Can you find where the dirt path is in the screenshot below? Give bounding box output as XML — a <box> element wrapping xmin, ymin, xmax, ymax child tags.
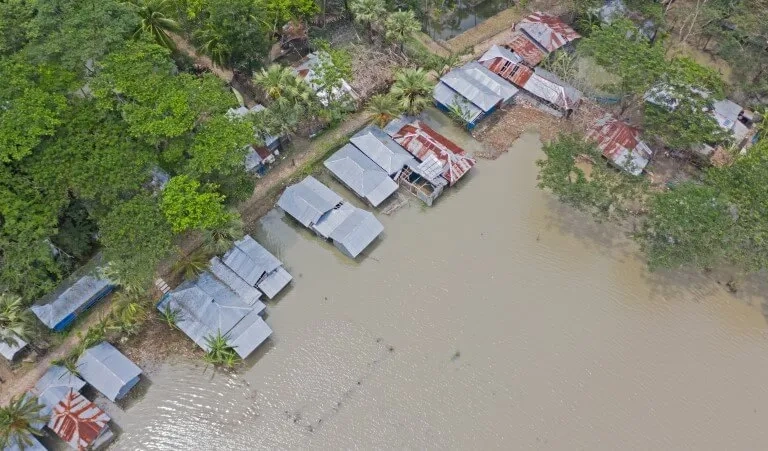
<box><xmin>170</xmin><ymin>33</ymin><xmax>234</xmax><ymax>83</ymax></box>
<box><xmin>239</xmin><ymin>111</ymin><xmax>372</xmax><ymax>229</ymax></box>
<box><xmin>0</xmin><ymin>300</ymin><xmax>114</xmax><ymax>404</ymax></box>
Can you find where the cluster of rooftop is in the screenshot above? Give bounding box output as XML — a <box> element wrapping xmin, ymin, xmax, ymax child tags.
<box><xmin>158</xmin><ymin>235</ymin><xmax>291</xmax><ymax>358</ymax></box>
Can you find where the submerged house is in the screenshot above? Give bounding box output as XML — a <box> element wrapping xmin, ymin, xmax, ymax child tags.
<box><xmin>76</xmin><ymin>342</ymin><xmax>142</xmax><ymax>402</ymax></box>
<box><xmin>434</xmin><ymin>62</ymin><xmax>519</xmax><ymax>129</ymax></box>
<box><xmin>386</xmin><ymin>119</ymin><xmax>476</xmax><ymax>186</ymax></box>
<box><xmin>587</xmin><ymin>113</ymin><xmax>653</xmax><ymax>175</ymax></box>
<box><xmin>324</xmin><ymin>143</ymin><xmax>400</xmax><ymax>207</ymax></box>
<box><xmin>480</xmin><ymin>45</ymin><xmax>582</xmax><ymax>116</ymax></box>
<box><xmin>217</xmin><ymin>235</ymin><xmax>293</xmax><ymax>299</ymax></box>
<box><xmin>514</xmin><ymin>12</ymin><xmax>581</xmax><ymax>55</ymax></box>
<box><xmin>227</xmin><ymin>105</ymin><xmax>284</xmax><ymax>175</ymax></box>
<box><xmin>277</xmin><ymin>176</ymin><xmax>384</xmax><ymax>258</ymax></box>
<box><xmin>31</xmin><ymin>275</ymin><xmax>114</xmax><ymax>332</ymax></box>
<box><xmin>157</xmin><ymin>271</ymin><xmax>272</xmax><ymax>359</ymax></box>
<box><xmin>351</xmin><ymin>126</ymin><xmax>451</xmax><ymax>206</ymax></box>
<box><xmin>49</xmin><ymin>389</ymin><xmax>113</xmax><ymax>450</ymax></box>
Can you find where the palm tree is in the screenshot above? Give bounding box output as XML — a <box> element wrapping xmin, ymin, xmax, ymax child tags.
<box><xmin>367</xmin><ymin>93</ymin><xmax>402</xmax><ymax>126</ymax></box>
<box><xmin>195</xmin><ymin>27</ymin><xmax>230</xmax><ymax>67</ymax></box>
<box><xmin>385</xmin><ymin>10</ymin><xmax>421</xmax><ymax>53</ymax></box>
<box><xmin>349</xmin><ymin>0</ymin><xmax>386</xmax><ymax>37</ymax></box>
<box><xmin>253</xmin><ymin>64</ymin><xmax>301</xmax><ymax>101</ymax></box>
<box><xmin>0</xmin><ymin>294</ymin><xmax>35</xmax><ymax>348</ymax></box>
<box><xmin>0</xmin><ymin>395</ymin><xmax>48</xmax><ymax>450</ymax></box>
<box><xmin>171</xmin><ymin>249</ymin><xmax>210</xmax><ymax>281</ymax></box>
<box><xmin>203</xmin><ymin>215</ymin><xmax>244</xmax><ymax>254</ymax></box>
<box><xmin>129</xmin><ymin>0</ymin><xmax>180</xmax><ymax>49</ymax></box>
<box><xmin>390</xmin><ymin>68</ymin><xmax>433</xmax><ymax>115</ymax></box>
<box><xmin>203</xmin><ymin>332</ymin><xmax>240</xmax><ymax>368</ymax></box>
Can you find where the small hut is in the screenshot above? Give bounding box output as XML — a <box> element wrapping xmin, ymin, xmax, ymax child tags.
<box><xmin>31</xmin><ymin>275</ymin><xmax>113</xmax><ymax>332</ymax></box>
<box><xmin>76</xmin><ymin>342</ymin><xmax>142</xmax><ymax>402</ymax></box>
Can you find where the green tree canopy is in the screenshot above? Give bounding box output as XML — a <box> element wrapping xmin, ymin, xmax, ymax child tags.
<box><xmin>0</xmin><ymin>394</ymin><xmax>48</xmax><ymax>450</ymax></box>
<box><xmin>160</xmin><ymin>175</ymin><xmax>235</xmax><ymax>233</ymax></box>
<box><xmin>385</xmin><ymin>10</ymin><xmax>421</xmax><ymax>52</ymax></box>
<box><xmin>390</xmin><ymin>68</ymin><xmax>432</xmax><ymax>115</ymax></box>
<box><xmin>185</xmin><ymin>115</ymin><xmax>253</xmax><ymax>177</ymax></box>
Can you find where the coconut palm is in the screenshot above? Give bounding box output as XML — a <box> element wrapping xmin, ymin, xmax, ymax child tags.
<box><xmin>0</xmin><ymin>294</ymin><xmax>35</xmax><ymax>348</ymax></box>
<box><xmin>253</xmin><ymin>64</ymin><xmax>301</xmax><ymax>100</ymax></box>
<box><xmin>203</xmin><ymin>332</ymin><xmax>240</xmax><ymax>367</ymax></box>
<box><xmin>349</xmin><ymin>0</ymin><xmax>386</xmax><ymax>37</ymax></box>
<box><xmin>171</xmin><ymin>249</ymin><xmax>210</xmax><ymax>281</ymax></box>
<box><xmin>130</xmin><ymin>0</ymin><xmax>180</xmax><ymax>49</ymax></box>
<box><xmin>203</xmin><ymin>215</ymin><xmax>244</xmax><ymax>254</ymax></box>
<box><xmin>0</xmin><ymin>394</ymin><xmax>48</xmax><ymax>450</ymax></box>
<box><xmin>367</xmin><ymin>93</ymin><xmax>402</xmax><ymax>127</ymax></box>
<box><xmin>385</xmin><ymin>10</ymin><xmax>421</xmax><ymax>53</ymax></box>
<box><xmin>195</xmin><ymin>27</ymin><xmax>230</xmax><ymax>67</ymax></box>
<box><xmin>390</xmin><ymin>68</ymin><xmax>433</xmax><ymax>115</ymax></box>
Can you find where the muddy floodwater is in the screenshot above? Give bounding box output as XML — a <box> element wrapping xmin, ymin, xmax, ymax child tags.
<box><xmin>106</xmin><ymin>114</ymin><xmax>768</xmax><ymax>449</ymax></box>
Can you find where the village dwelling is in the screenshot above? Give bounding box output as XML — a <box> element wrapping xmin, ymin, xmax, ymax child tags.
<box><xmin>386</xmin><ymin>118</ymin><xmax>476</xmax><ymax>186</ymax></box>
<box><xmin>30</xmin><ymin>366</ymin><xmax>115</xmax><ymax>450</ymax></box>
<box><xmin>504</xmin><ymin>32</ymin><xmax>546</xmax><ymax>67</ymax></box>
<box><xmin>324</xmin><ymin>143</ymin><xmax>400</xmax><ymax>207</ymax></box>
<box><xmin>31</xmin><ymin>274</ymin><xmax>114</xmax><ymax>332</ymax></box>
<box><xmin>76</xmin><ymin>342</ymin><xmax>143</xmax><ymax>402</ymax></box>
<box><xmin>157</xmin><ymin>271</ymin><xmax>272</xmax><ymax>359</ymax></box>
<box><xmin>514</xmin><ymin>12</ymin><xmax>581</xmax><ymax>55</ymax></box>
<box><xmin>0</xmin><ymin>332</ymin><xmax>27</xmax><ymax>362</ymax></box>
<box><xmin>277</xmin><ymin>176</ymin><xmax>383</xmax><ymax>258</ymax></box>
<box><xmin>48</xmin><ymin>389</ymin><xmax>113</xmax><ymax>450</ymax></box>
<box><xmin>227</xmin><ymin>105</ymin><xmax>284</xmax><ymax>175</ymax></box>
<box><xmin>292</xmin><ymin>51</ymin><xmax>356</xmax><ymax>106</ymax></box>
<box><xmin>218</xmin><ymin>235</ymin><xmax>293</xmax><ymax>299</ymax></box>
<box><xmin>480</xmin><ymin>45</ymin><xmax>582</xmax><ymax>117</ymax></box>
<box><xmin>587</xmin><ymin>113</ymin><xmax>653</xmax><ymax>176</ymax></box>
<box><xmin>434</xmin><ymin>61</ymin><xmax>519</xmax><ymax>129</ymax></box>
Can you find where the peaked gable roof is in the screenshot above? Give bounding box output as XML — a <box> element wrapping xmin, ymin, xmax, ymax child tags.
<box><xmin>517</xmin><ymin>12</ymin><xmax>581</xmax><ymax>53</ymax></box>
<box><xmin>350</xmin><ymin>126</ymin><xmax>415</xmax><ymax>175</ymax></box>
<box><xmin>324</xmin><ymin>144</ymin><xmax>399</xmax><ymax>206</ymax></box>
<box><xmin>76</xmin><ymin>342</ymin><xmax>142</xmax><ymax>402</ymax></box>
<box><xmin>277</xmin><ymin>176</ymin><xmax>342</xmax><ymax>227</ymax></box>
<box><xmin>587</xmin><ymin>113</ymin><xmax>652</xmax><ymax>175</ymax></box>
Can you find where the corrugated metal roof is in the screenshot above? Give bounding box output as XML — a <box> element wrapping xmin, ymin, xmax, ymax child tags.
<box><xmin>712</xmin><ymin>99</ymin><xmax>744</xmax><ymax>135</ymax></box>
<box><xmin>433</xmin><ymin>82</ymin><xmax>484</xmax><ymax>123</ymax></box>
<box><xmin>350</xmin><ymin>126</ymin><xmax>416</xmax><ymax>175</ymax></box>
<box><xmin>517</xmin><ymin>12</ymin><xmax>580</xmax><ymax>53</ymax></box>
<box><xmin>505</xmin><ymin>34</ymin><xmax>545</xmax><ymax>66</ymax></box>
<box><xmin>157</xmin><ymin>271</ymin><xmax>269</xmax><ymax>359</ymax></box>
<box><xmin>31</xmin><ymin>276</ymin><xmax>113</xmax><ymax>330</ymax></box>
<box><xmin>460</xmin><ymin>62</ymin><xmax>519</xmax><ymax>102</ymax></box>
<box><xmin>329</xmin><ymin>208</ymin><xmax>384</xmax><ymax>258</ymax></box>
<box><xmin>257</xmin><ymin>266</ymin><xmax>293</xmax><ymax>299</ymax></box>
<box><xmin>227</xmin><ymin>313</ymin><xmax>272</xmax><ymax>358</ymax></box>
<box><xmin>586</xmin><ymin>113</ymin><xmax>652</xmax><ymax>175</ymax></box>
<box><xmin>49</xmin><ymin>389</ymin><xmax>111</xmax><ymax>450</ymax></box>
<box><xmin>440</xmin><ymin>66</ymin><xmax>505</xmax><ymax>112</ymax></box>
<box><xmin>483</xmin><ymin>55</ymin><xmax>534</xmax><ymax>88</ymax></box>
<box><xmin>391</xmin><ymin>120</ymin><xmax>476</xmax><ymax>185</ymax></box>
<box><xmin>0</xmin><ymin>332</ymin><xmax>27</xmax><ymax>361</ymax></box>
<box><xmin>324</xmin><ymin>144</ymin><xmax>399</xmax><ymax>207</ymax></box>
<box><xmin>76</xmin><ymin>342</ymin><xmax>142</xmax><ymax>402</ymax></box>
<box><xmin>277</xmin><ymin>176</ymin><xmax>342</xmax><ymax>227</ymax></box>
<box><xmin>478</xmin><ymin>44</ymin><xmax>523</xmax><ymax>65</ymax></box>
<box><xmin>32</xmin><ymin>366</ymin><xmax>87</xmax><ymax>417</ymax></box>
<box><xmin>220</xmin><ymin>235</ymin><xmax>291</xmax><ymax>299</ymax></box>
<box><xmin>312</xmin><ymin>201</ymin><xmax>356</xmax><ymax>239</ymax></box>
<box><xmin>208</xmin><ymin>257</ymin><xmax>263</xmax><ymax>305</ymax></box>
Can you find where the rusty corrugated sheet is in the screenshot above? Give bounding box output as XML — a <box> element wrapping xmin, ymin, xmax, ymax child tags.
<box><xmin>391</xmin><ymin>120</ymin><xmax>476</xmax><ymax>185</ymax></box>
<box><xmin>586</xmin><ymin>113</ymin><xmax>652</xmax><ymax>175</ymax></box>
<box><xmin>505</xmin><ymin>33</ymin><xmax>545</xmax><ymax>67</ymax></box>
<box><xmin>50</xmin><ymin>389</ymin><xmax>110</xmax><ymax>450</ymax></box>
<box><xmin>517</xmin><ymin>12</ymin><xmax>581</xmax><ymax>53</ymax></box>
<box><xmin>484</xmin><ymin>58</ymin><xmax>534</xmax><ymax>88</ymax></box>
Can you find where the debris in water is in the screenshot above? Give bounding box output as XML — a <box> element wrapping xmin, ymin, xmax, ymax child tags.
<box><xmin>451</xmin><ymin>350</ymin><xmax>461</xmax><ymax>361</ymax></box>
<box><xmin>387</xmin><ymin>345</ymin><xmax>395</xmax><ymax>352</ymax></box>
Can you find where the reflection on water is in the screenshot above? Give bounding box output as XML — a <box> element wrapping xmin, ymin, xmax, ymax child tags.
<box><xmin>423</xmin><ymin>0</ymin><xmax>515</xmax><ymax>40</ymax></box>
<box><xmin>109</xmin><ymin>110</ymin><xmax>768</xmax><ymax>450</ymax></box>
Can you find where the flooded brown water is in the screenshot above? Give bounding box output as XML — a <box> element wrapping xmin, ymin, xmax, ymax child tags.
<box><xmin>106</xmin><ymin>113</ymin><xmax>768</xmax><ymax>450</ymax></box>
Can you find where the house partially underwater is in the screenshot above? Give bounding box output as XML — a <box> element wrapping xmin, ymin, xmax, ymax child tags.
<box><xmin>433</xmin><ymin>61</ymin><xmax>519</xmax><ymax>128</ymax></box>
<box><xmin>277</xmin><ymin>176</ymin><xmax>384</xmax><ymax>258</ymax></box>
<box><xmin>157</xmin><ymin>270</ymin><xmax>272</xmax><ymax>359</ymax></box>
<box><xmin>215</xmin><ymin>235</ymin><xmax>293</xmax><ymax>299</ymax></box>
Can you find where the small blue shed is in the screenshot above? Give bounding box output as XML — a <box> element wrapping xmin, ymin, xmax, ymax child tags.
<box><xmin>31</xmin><ymin>275</ymin><xmax>113</xmax><ymax>332</ymax></box>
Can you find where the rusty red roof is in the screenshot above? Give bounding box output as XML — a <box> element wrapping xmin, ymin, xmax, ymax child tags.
<box><xmin>505</xmin><ymin>33</ymin><xmax>546</xmax><ymax>66</ymax></box>
<box><xmin>586</xmin><ymin>113</ymin><xmax>652</xmax><ymax>175</ymax></box>
<box><xmin>50</xmin><ymin>389</ymin><xmax>110</xmax><ymax>450</ymax></box>
<box><xmin>484</xmin><ymin>57</ymin><xmax>534</xmax><ymax>87</ymax></box>
<box><xmin>391</xmin><ymin>120</ymin><xmax>475</xmax><ymax>185</ymax></box>
<box><xmin>517</xmin><ymin>12</ymin><xmax>581</xmax><ymax>53</ymax></box>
